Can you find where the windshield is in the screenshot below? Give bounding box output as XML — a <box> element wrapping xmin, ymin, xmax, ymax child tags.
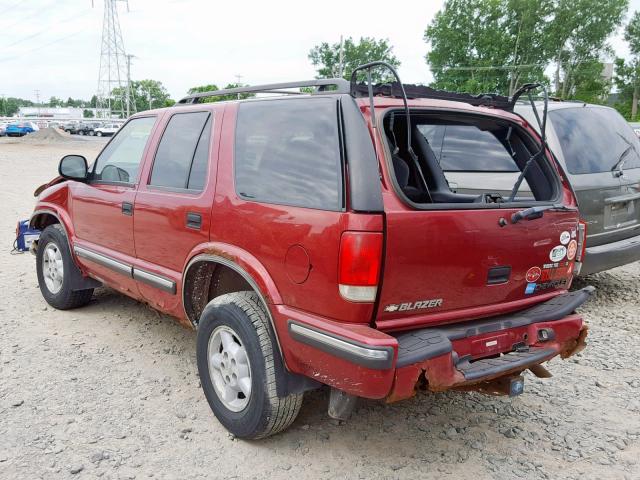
<box><xmin>550</xmin><ymin>107</ymin><xmax>640</xmax><ymax>175</ymax></box>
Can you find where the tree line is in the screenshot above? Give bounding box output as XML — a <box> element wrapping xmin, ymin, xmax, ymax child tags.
<box><xmin>304</xmin><ymin>1</ymin><xmax>640</xmax><ymax>120</ymax></box>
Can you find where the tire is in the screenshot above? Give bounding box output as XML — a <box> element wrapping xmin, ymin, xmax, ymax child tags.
<box><xmin>36</xmin><ymin>224</ymin><xmax>93</xmax><ymax>310</ymax></box>
<box><xmin>96</xmin><ymin>131</ymin><xmax>102</xmax><ymax>137</ymax></box>
<box><xmin>89</xmin><ymin>131</ymin><xmax>95</xmax><ymax>136</ymax></box>
<box><xmin>196</xmin><ymin>291</ymin><xmax>303</xmax><ymax>439</ymax></box>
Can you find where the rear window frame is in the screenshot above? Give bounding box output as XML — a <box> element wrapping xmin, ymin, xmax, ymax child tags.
<box><xmin>232</xmin><ymin>96</ymin><xmax>346</xmax><ymax>212</ymax></box>
<box><xmin>380</xmin><ymin>107</ymin><xmax>563</xmax><ymax>211</ymax></box>
<box><xmin>146</xmin><ymin>110</ymin><xmax>214</xmax><ymax>195</ymax></box>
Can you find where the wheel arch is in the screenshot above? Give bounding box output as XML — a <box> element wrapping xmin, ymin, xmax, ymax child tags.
<box><xmin>30</xmin><ymin>207</ymin><xmax>75</xmax><ymax>240</ymax></box>
<box><xmin>182</xmin><ymin>250</ymin><xmax>319</xmax><ymax>397</ymax></box>
<box><xmin>182</xmin><ymin>252</ymin><xmax>281</xmax><ymax>330</ymax></box>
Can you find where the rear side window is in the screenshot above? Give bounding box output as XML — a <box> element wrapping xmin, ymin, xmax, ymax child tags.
<box><xmin>419</xmin><ymin>124</ymin><xmax>519</xmax><ymax>172</ymax></box>
<box><xmin>234</xmin><ymin>98</ymin><xmax>343</xmax><ymax>211</ymax></box>
<box><xmin>149</xmin><ymin>112</ymin><xmax>212</xmax><ymax>190</ymax></box>
<box><xmin>550</xmin><ymin>107</ymin><xmax>640</xmax><ymax>174</ymax></box>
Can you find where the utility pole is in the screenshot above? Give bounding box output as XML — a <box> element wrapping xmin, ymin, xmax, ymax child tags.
<box><xmin>147</xmin><ymin>88</ymin><xmax>152</xmax><ymax>111</ymax></box>
<box><xmin>95</xmin><ymin>0</ymin><xmax>132</xmax><ymax>118</ymax></box>
<box><xmin>125</xmin><ymin>53</ymin><xmax>136</xmax><ymax>117</ymax></box>
<box><xmin>34</xmin><ymin>89</ymin><xmax>41</xmax><ymax>117</ymax></box>
<box><xmin>338</xmin><ymin>35</ymin><xmax>345</xmax><ymax>79</ymax></box>
<box><xmin>235</xmin><ymin>74</ymin><xmax>243</xmax><ymax>100</ymax></box>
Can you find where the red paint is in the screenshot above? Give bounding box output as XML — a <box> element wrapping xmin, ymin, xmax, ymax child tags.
<box><xmin>31</xmin><ymin>94</ymin><xmax>587</xmax><ymax>399</ymax></box>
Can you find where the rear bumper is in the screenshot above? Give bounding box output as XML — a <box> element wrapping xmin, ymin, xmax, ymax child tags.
<box><xmin>581</xmin><ymin>233</ymin><xmax>640</xmax><ymax>275</ymax></box>
<box><xmin>276</xmin><ymin>287</ymin><xmax>594</xmax><ymax>400</ymax></box>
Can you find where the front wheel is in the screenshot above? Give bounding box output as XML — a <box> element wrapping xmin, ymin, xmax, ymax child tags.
<box><xmin>196</xmin><ymin>291</ymin><xmax>303</xmax><ymax>439</ymax></box>
<box><xmin>36</xmin><ymin>224</ymin><xmax>93</xmax><ymax>310</ymax></box>
<box><xmin>96</xmin><ymin>131</ymin><xmax>103</xmax><ymax>137</ymax></box>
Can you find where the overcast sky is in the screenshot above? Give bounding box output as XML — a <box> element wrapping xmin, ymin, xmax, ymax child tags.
<box><xmin>1</xmin><ymin>0</ymin><xmax>639</xmax><ymax>102</ymax></box>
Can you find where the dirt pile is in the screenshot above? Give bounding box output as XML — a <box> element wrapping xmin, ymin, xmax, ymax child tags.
<box><xmin>20</xmin><ymin>127</ymin><xmax>77</xmax><ymax>144</ymax></box>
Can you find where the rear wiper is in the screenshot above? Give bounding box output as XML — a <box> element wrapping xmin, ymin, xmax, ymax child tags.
<box><xmin>611</xmin><ymin>145</ymin><xmax>632</xmax><ymax>178</ymax></box>
<box><xmin>510</xmin><ymin>204</ymin><xmax>577</xmax><ymax>224</ymax></box>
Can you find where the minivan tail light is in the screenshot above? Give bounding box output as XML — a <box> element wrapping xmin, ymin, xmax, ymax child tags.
<box><xmin>338</xmin><ymin>231</ymin><xmax>383</xmax><ymax>302</ymax></box>
<box><xmin>576</xmin><ymin>221</ymin><xmax>587</xmax><ymax>262</ymax></box>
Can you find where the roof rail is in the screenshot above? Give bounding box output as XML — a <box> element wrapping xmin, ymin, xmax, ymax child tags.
<box><xmin>177</xmin><ymin>78</ymin><xmax>350</xmax><ymax>104</ymax></box>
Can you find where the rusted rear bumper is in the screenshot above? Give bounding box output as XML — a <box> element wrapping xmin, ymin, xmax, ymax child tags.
<box><xmin>386</xmin><ymin>315</ymin><xmax>587</xmax><ymax>402</ymax></box>
<box><xmin>277</xmin><ymin>287</ymin><xmax>592</xmax><ymax>401</ymax></box>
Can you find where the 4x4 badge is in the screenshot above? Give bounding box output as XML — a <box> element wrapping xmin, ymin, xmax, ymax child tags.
<box><xmin>384</xmin><ymin>298</ymin><xmax>443</xmax><ymax>313</ymax></box>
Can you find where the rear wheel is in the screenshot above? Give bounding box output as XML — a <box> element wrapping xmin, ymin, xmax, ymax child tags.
<box><xmin>36</xmin><ymin>224</ymin><xmax>93</xmax><ymax>310</ymax></box>
<box><xmin>196</xmin><ymin>291</ymin><xmax>303</xmax><ymax>439</ymax></box>
<box><xmin>96</xmin><ymin>131</ymin><xmax>103</xmax><ymax>137</ymax></box>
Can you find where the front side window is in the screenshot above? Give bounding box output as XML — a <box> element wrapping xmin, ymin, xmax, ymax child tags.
<box><xmin>234</xmin><ymin>98</ymin><xmax>343</xmax><ymax>211</ymax></box>
<box><xmin>550</xmin><ymin>107</ymin><xmax>640</xmax><ymax>175</ymax></box>
<box><xmin>149</xmin><ymin>112</ymin><xmax>212</xmax><ymax>190</ymax></box>
<box><xmin>92</xmin><ymin>116</ymin><xmax>156</xmax><ymax>184</ymax></box>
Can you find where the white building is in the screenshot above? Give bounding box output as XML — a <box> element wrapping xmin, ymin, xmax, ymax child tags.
<box><xmin>17</xmin><ymin>107</ymin><xmax>111</xmax><ymax>119</ymax></box>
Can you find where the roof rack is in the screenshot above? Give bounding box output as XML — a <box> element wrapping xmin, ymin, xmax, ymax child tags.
<box><xmin>177</xmin><ymin>78</ymin><xmax>350</xmax><ymax>104</ymax></box>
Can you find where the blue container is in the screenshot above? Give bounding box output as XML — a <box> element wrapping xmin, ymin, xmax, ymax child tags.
<box><xmin>15</xmin><ymin>220</ymin><xmax>41</xmax><ymax>252</ymax></box>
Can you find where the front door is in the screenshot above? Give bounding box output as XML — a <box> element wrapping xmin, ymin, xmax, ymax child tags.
<box><xmin>72</xmin><ymin>115</ymin><xmax>158</xmax><ymax>292</ymax></box>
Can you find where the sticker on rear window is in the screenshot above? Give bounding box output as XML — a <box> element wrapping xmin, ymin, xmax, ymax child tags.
<box><xmin>549</xmin><ymin>245</ymin><xmax>567</xmax><ymax>262</ymax></box>
<box><xmin>560</xmin><ymin>231</ymin><xmax>570</xmax><ymax>245</ymax></box>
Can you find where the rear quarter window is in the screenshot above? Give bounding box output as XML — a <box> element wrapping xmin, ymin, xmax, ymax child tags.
<box><xmin>234</xmin><ymin>98</ymin><xmax>343</xmax><ymax>211</ymax></box>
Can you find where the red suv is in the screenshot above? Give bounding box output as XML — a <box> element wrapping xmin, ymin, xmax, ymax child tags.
<box><xmin>30</xmin><ymin>64</ymin><xmax>592</xmax><ymax>439</ymax></box>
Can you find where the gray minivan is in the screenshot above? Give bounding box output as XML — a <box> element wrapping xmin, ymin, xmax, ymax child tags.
<box><xmin>420</xmin><ymin>101</ymin><xmax>640</xmax><ymax>276</ymax></box>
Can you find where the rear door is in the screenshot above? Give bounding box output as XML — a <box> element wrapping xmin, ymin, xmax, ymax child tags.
<box><xmin>133</xmin><ymin>108</ymin><xmax>218</xmax><ymax>312</ymax></box>
<box><xmin>376</xmin><ymin>110</ymin><xmax>579</xmax><ymax>331</ymax></box>
<box><xmin>548</xmin><ymin>106</ymin><xmax>640</xmax><ymax>247</ymax></box>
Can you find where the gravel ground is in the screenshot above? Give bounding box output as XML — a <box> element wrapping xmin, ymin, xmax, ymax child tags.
<box><xmin>1</xmin><ymin>138</ymin><xmax>639</xmax><ymax>480</ymax></box>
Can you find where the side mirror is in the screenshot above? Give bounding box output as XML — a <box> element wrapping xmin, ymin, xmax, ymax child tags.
<box><xmin>58</xmin><ymin>155</ymin><xmax>88</xmax><ymax>181</ymax></box>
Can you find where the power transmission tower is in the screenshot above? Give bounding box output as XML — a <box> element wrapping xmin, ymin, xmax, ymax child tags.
<box><xmin>95</xmin><ymin>0</ymin><xmax>131</xmax><ymax>118</ymax></box>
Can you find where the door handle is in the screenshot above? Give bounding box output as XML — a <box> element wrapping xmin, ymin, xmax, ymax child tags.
<box><xmin>122</xmin><ymin>202</ymin><xmax>133</xmax><ymax>216</ymax></box>
<box><xmin>186</xmin><ymin>212</ymin><xmax>202</xmax><ymax>229</ymax></box>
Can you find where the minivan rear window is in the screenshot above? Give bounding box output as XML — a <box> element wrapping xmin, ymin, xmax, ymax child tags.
<box><xmin>234</xmin><ymin>98</ymin><xmax>343</xmax><ymax>211</ymax></box>
<box><xmin>550</xmin><ymin>107</ymin><xmax>640</xmax><ymax>175</ymax></box>
<box><xmin>418</xmin><ymin>124</ymin><xmax>520</xmax><ymax>172</ymax></box>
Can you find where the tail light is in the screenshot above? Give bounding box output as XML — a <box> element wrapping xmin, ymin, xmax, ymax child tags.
<box><xmin>576</xmin><ymin>220</ymin><xmax>587</xmax><ymax>262</ymax></box>
<box><xmin>572</xmin><ymin>220</ymin><xmax>587</xmax><ymax>276</ymax></box>
<box><xmin>338</xmin><ymin>231</ymin><xmax>383</xmax><ymax>302</ymax></box>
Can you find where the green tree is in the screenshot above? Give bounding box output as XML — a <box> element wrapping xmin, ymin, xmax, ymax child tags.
<box><xmin>49</xmin><ymin>96</ymin><xmax>63</xmax><ymax>107</ymax></box>
<box><xmin>425</xmin><ymin>0</ymin><xmax>554</xmax><ymax>95</ymax></box>
<box><xmin>186</xmin><ymin>83</ymin><xmax>254</xmax><ymax>102</ymax></box>
<box><xmin>83</xmin><ymin>109</ymin><xmax>95</xmax><ymax>118</ymax></box>
<box><xmin>2</xmin><ymin>97</ymin><xmax>33</xmax><ymax>116</ymax></box>
<box><xmin>308</xmin><ymin>36</ymin><xmax>400</xmax><ymax>82</ymax></box>
<box><xmin>112</xmin><ymin>79</ymin><xmax>174</xmax><ymax>115</ymax></box>
<box><xmin>549</xmin><ymin>0</ymin><xmax>627</xmax><ymax>99</ymax></box>
<box><xmin>615</xmin><ymin>11</ymin><xmax>640</xmax><ymax>119</ymax></box>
